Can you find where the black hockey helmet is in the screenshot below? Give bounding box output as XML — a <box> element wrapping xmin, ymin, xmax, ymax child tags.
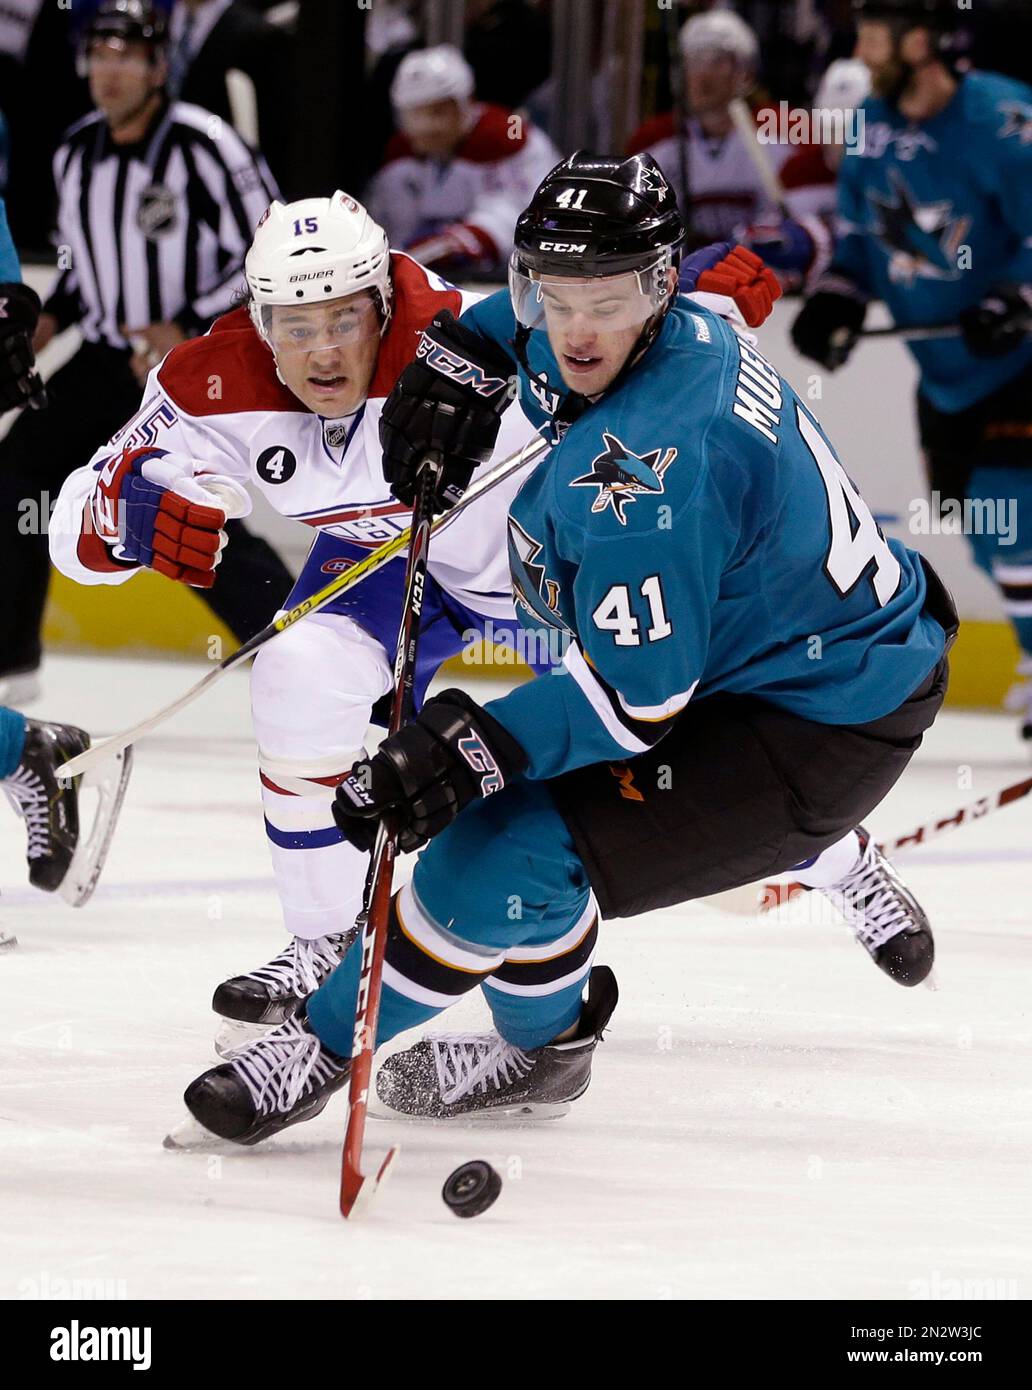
<box><xmin>513</xmin><ymin>152</ymin><xmax>685</xmax><ymax>280</ymax></box>
<box><xmin>80</xmin><ymin>0</ymin><xmax>167</xmax><ymax>58</ymax></box>
<box><xmin>850</xmin><ymin>0</ymin><xmax>977</xmax><ymax>67</ymax></box>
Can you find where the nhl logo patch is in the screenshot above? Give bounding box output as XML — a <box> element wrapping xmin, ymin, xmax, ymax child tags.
<box><xmin>324</xmin><ymin>420</ymin><xmax>351</xmax><ymax>449</ymax></box>
<box><xmin>136</xmin><ymin>184</ymin><xmax>178</xmax><ymax>240</ymax></box>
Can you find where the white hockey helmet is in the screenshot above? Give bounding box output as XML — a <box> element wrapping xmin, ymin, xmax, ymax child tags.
<box><xmin>814</xmin><ymin>57</ymin><xmax>871</xmax><ymax>113</ymax></box>
<box><xmin>390</xmin><ymin>44</ymin><xmax>475</xmax><ymax>110</ymax></box>
<box><xmin>245</xmin><ymin>192</ymin><xmax>392</xmax><ymax>349</ymax></box>
<box><xmin>679</xmin><ymin>10</ymin><xmax>760</xmax><ymax>71</ymax></box>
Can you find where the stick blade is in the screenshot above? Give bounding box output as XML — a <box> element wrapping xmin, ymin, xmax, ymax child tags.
<box><xmin>340</xmin><ymin>1145</ymin><xmax>400</xmax><ymax>1220</ymax></box>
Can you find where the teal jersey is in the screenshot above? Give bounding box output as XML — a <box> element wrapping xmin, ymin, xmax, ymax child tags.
<box><xmin>462</xmin><ymin>292</ymin><xmax>945</xmax><ymax>781</ymax></box>
<box><xmin>833</xmin><ymin>71</ymin><xmax>1032</xmax><ymax>412</ymax></box>
<box><xmin>0</xmin><ymin>110</ymin><xmax>19</xmax><ymax>284</ymax></box>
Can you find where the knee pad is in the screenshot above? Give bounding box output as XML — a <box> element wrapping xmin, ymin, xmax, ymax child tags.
<box><xmin>251</xmin><ymin>612</ymin><xmax>392</xmax><ymax>765</ymax></box>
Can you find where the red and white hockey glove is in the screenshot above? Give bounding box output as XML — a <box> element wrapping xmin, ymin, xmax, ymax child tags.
<box><xmin>91</xmin><ymin>446</ymin><xmax>251</xmax><ymax>588</ymax></box>
<box><xmin>680</xmin><ymin>243</ymin><xmax>783</xmax><ymax>328</ymax></box>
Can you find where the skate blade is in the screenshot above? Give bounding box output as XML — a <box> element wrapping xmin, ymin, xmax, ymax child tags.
<box><xmin>60</xmin><ymin>746</ymin><xmax>134</xmax><ymax>908</ymax></box>
<box><xmin>0</xmin><ymin>930</ymin><xmax>18</xmax><ymax>952</ymax></box>
<box><xmin>923</xmin><ymin>968</ymin><xmax>940</xmax><ymax>992</ymax></box>
<box><xmin>374</xmin><ymin>1100</ymin><xmax>571</xmax><ymax>1124</ymax></box>
<box><xmin>213</xmin><ymin>1017</ymin><xmax>275</xmax><ymax>1059</ymax></box>
<box><xmin>163</xmin><ymin>1113</ymin><xmax>229</xmax><ymax>1151</ymax></box>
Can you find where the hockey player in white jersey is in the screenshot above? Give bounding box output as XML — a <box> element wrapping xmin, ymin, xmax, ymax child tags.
<box><xmin>49</xmin><ymin>191</ymin><xmax>540</xmax><ymax>1046</ymax></box>
<box><xmin>366</xmin><ymin>45</ymin><xmax>561</xmax><ymax>278</ymax></box>
<box><xmin>626</xmin><ymin>10</ymin><xmax>790</xmax><ymax>245</ymax></box>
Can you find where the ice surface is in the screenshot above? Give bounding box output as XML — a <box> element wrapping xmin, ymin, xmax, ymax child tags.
<box><xmin>1</xmin><ymin>655</ymin><xmax>1030</xmax><ymax>1300</ymax></box>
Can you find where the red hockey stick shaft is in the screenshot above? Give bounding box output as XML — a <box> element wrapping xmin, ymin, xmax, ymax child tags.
<box><xmin>340</xmin><ymin>457</ymin><xmax>441</xmax><ymax>1218</ymax></box>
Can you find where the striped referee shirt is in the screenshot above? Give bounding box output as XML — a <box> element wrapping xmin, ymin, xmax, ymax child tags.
<box><xmin>43</xmin><ymin>99</ymin><xmax>278</xmax><ymax>350</ymax></box>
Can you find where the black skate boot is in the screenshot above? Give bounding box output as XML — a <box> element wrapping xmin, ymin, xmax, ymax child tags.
<box><xmin>173</xmin><ymin>1010</ymin><xmax>351</xmax><ymax>1146</ymax></box>
<box><xmin>821</xmin><ymin>828</ymin><xmax>934</xmax><ymax>986</ymax></box>
<box><xmin>2</xmin><ymin>719</ymin><xmax>89</xmax><ymax>892</ymax></box>
<box><xmin>212</xmin><ymin>931</ymin><xmax>354</xmax><ymax>1055</ymax></box>
<box><xmin>376</xmin><ymin>965</ymin><xmax>619</xmax><ymax>1119</ymax></box>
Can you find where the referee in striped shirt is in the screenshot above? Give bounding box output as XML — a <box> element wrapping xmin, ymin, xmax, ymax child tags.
<box><xmin>0</xmin><ymin>0</ymin><xmax>292</xmax><ymax>692</ymax></box>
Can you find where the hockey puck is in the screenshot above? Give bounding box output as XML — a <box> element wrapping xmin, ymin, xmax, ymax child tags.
<box><xmin>442</xmin><ymin>1160</ymin><xmax>502</xmax><ymax>1218</ymax></box>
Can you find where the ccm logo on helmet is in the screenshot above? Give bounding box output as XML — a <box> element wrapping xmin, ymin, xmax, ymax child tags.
<box><xmin>416</xmin><ymin>337</ymin><xmax>509</xmax><ymax>397</ymax></box>
<box><xmin>538</xmin><ymin>241</ymin><xmax>588</xmax><ymax>253</ymax></box>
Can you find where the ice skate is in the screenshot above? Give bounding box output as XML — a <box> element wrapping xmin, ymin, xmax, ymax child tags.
<box><xmin>376</xmin><ymin>965</ymin><xmax>618</xmax><ymax>1119</ymax></box>
<box><xmin>821</xmin><ymin>828</ymin><xmax>934</xmax><ymax>986</ymax></box>
<box><xmin>174</xmin><ymin>1010</ymin><xmax>351</xmax><ymax>1147</ymax></box>
<box><xmin>2</xmin><ymin>718</ymin><xmax>132</xmax><ymax>905</ymax></box>
<box><xmin>212</xmin><ymin>930</ymin><xmax>354</xmax><ymax>1055</ymax></box>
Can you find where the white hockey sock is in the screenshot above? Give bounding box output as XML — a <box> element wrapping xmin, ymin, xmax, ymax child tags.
<box><xmin>791</xmin><ymin>829</ymin><xmax>862</xmax><ymax>889</ymax></box>
<box><xmin>259</xmin><ymin>760</ymin><xmax>369</xmax><ymax>942</ymax></box>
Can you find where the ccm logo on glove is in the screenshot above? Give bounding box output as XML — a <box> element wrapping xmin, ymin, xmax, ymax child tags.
<box><xmin>415</xmin><ymin>335</ymin><xmax>511</xmax><ymax>398</ymax></box>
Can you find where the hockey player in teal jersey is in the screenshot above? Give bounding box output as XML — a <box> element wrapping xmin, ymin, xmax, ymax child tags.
<box><xmin>792</xmin><ymin>0</ymin><xmax>1032</xmax><ymax>736</ymax></box>
<box><xmin>180</xmin><ymin>153</ymin><xmax>958</xmax><ymax>1144</ymax></box>
<box><xmin>0</xmin><ymin>138</ymin><xmax>129</xmax><ymax>932</ymax></box>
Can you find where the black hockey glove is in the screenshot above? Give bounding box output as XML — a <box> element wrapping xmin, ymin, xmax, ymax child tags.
<box><xmin>333</xmin><ymin>689</ymin><xmax>528</xmax><ymax>853</ymax></box>
<box><xmin>379</xmin><ymin>311</ymin><xmax>515</xmax><ymax>512</ymax></box>
<box><xmin>959</xmin><ymin>283</ymin><xmax>1032</xmax><ymax>359</ymax></box>
<box><xmin>0</xmin><ymin>281</ymin><xmax>45</xmax><ymax>412</ymax></box>
<box><xmin>790</xmin><ymin>274</ymin><xmax>868</xmax><ymax>370</ymax></box>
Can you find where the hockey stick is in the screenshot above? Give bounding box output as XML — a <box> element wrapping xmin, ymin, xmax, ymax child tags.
<box><xmin>705</xmin><ymin>773</ymin><xmax>1032</xmax><ymax>916</ymax></box>
<box><xmin>57</xmin><ymin>435</ymin><xmax>549</xmax><ymax>781</ymax></box>
<box><xmin>339</xmin><ymin>455</ymin><xmax>441</xmax><ymax>1219</ymax></box>
<box><xmin>728</xmin><ymin>96</ymin><xmax>790</xmax><ymax>221</ymax></box>
<box><xmin>664</xmin><ymin>4</ymin><xmax>693</xmax><ymax>242</ymax></box>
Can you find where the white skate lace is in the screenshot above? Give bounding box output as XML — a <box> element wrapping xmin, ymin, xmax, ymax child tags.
<box><xmin>244</xmin><ymin>934</ymin><xmax>348</xmax><ymax>999</ymax></box>
<box><xmin>2</xmin><ymin>766</ymin><xmax>51</xmax><ymax>859</ymax></box>
<box><xmin>230</xmin><ymin>1016</ymin><xmax>344</xmax><ymax>1116</ymax></box>
<box><xmin>430</xmin><ymin>1032</ymin><xmax>534</xmax><ymax>1105</ymax></box>
<box><xmin>825</xmin><ymin>842</ymin><xmax>916</xmax><ymax>951</ymax></box>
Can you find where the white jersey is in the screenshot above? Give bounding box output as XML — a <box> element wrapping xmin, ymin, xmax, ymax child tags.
<box><xmin>627</xmin><ymin>110</ymin><xmax>792</xmax><ymax>242</ymax></box>
<box><xmin>366</xmin><ymin>103</ymin><xmax>560</xmax><ymax>271</ymax></box>
<box><xmin>49</xmin><ymin>253</ymin><xmax>535</xmax><ymax>620</ymax></box>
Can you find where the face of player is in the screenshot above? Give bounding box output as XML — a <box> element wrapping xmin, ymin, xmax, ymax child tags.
<box><xmin>266</xmin><ymin>293</ymin><xmax>382</xmax><ymax>416</ymax></box>
<box><xmin>87</xmin><ymin>39</ymin><xmax>165</xmax><ymax>129</ymax></box>
<box><xmin>398</xmin><ymin>98</ymin><xmax>467</xmax><ymax>158</ymax></box>
<box><xmin>539</xmin><ymin>270</ymin><xmax>677</xmax><ymax>397</ymax></box>
<box><xmin>684</xmin><ymin>51</ymin><xmax>741</xmax><ymax>115</ymax></box>
<box><xmin>856</xmin><ymin>20</ymin><xmax>931</xmax><ymax>100</ymax></box>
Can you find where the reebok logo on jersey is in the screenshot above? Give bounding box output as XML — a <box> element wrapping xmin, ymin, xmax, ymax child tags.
<box><xmin>570</xmin><ymin>432</ymin><xmax>677</xmax><ymax>525</ymax></box>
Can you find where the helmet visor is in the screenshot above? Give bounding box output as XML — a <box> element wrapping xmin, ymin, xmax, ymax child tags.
<box><xmin>255</xmin><ymin>294</ymin><xmax>381</xmax><ymax>358</ymax></box>
<box><xmin>509</xmin><ymin>258</ymin><xmax>673</xmax><ymax>335</ymax></box>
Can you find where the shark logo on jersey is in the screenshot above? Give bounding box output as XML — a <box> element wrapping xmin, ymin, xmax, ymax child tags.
<box><xmin>867</xmin><ymin>169</ymin><xmax>971</xmax><ymax>285</ymax></box>
<box><xmin>507</xmin><ymin>517</ymin><xmax>564</xmax><ymax>629</ymax></box>
<box><xmin>570</xmin><ymin>432</ymin><xmax>677</xmax><ymax>525</ymax></box>
<box><xmin>999</xmin><ymin>102</ymin><xmax>1032</xmax><ymax>145</ymax></box>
